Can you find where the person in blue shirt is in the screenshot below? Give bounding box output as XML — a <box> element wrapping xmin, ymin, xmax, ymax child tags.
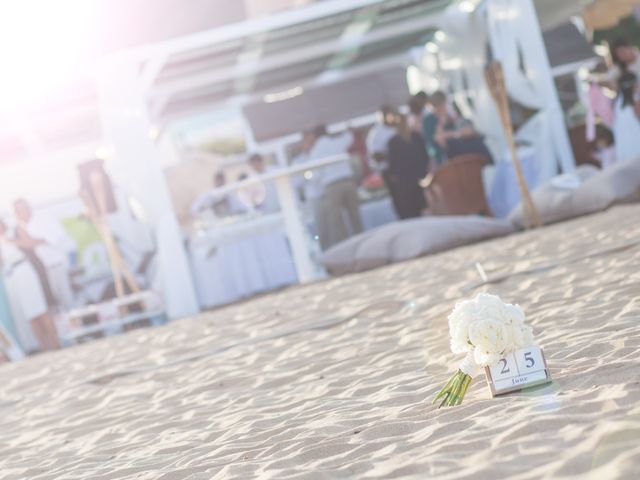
<box><xmin>422</xmin><ymin>91</ymin><xmax>492</xmax><ymax>167</ymax></box>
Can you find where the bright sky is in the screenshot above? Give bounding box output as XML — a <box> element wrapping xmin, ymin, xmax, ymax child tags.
<box><xmin>0</xmin><ymin>0</ymin><xmax>97</xmax><ymax>113</ymax></box>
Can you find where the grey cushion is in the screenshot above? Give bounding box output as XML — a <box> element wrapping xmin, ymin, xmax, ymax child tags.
<box><xmin>508</xmin><ymin>165</ymin><xmax>599</xmax><ymax>228</ymax></box>
<box><xmin>574</xmin><ymin>156</ymin><xmax>640</xmax><ymax>209</ymax></box>
<box><xmin>508</xmin><ymin>157</ymin><xmax>640</xmax><ymax>228</ymax></box>
<box><xmin>322</xmin><ymin>216</ymin><xmax>515</xmax><ymax>276</ymax></box>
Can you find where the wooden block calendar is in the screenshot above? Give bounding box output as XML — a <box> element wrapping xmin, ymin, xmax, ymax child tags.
<box><xmin>484</xmin><ymin>346</ymin><xmax>551</xmax><ymax>396</ymax></box>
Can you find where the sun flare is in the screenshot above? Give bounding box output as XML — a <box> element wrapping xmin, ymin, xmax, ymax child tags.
<box><xmin>0</xmin><ymin>0</ymin><xmax>96</xmax><ymax>112</ymax></box>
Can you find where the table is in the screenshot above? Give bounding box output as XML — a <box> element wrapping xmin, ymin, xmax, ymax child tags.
<box><xmin>487</xmin><ymin>148</ymin><xmax>540</xmax><ymax>218</ymax></box>
<box><xmin>189</xmin><ymin>195</ymin><xmax>398</xmax><ymax>309</ymax></box>
<box><xmin>189</xmin><ymin>214</ymin><xmax>297</xmax><ymax>309</ymax></box>
<box><xmin>207</xmin><ymin>154</ymin><xmax>351</xmax><ymax>283</ymax></box>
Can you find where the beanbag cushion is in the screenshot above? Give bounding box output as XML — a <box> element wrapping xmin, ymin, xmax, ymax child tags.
<box><xmin>508</xmin><ymin>165</ymin><xmax>599</xmax><ymax>228</ymax></box>
<box><xmin>509</xmin><ymin>157</ymin><xmax>640</xmax><ymax>228</ymax></box>
<box><xmin>322</xmin><ymin>215</ymin><xmax>515</xmax><ymax>276</ymax></box>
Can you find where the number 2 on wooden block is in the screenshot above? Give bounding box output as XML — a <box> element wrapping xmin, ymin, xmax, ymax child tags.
<box><xmin>489</xmin><ymin>354</ymin><xmax>518</xmax><ymax>381</ymax></box>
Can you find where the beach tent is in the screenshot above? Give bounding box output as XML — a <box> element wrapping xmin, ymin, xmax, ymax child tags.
<box><xmin>0</xmin><ymin>0</ymin><xmax>604</xmax><ymax>318</ymax></box>
<box><xmin>96</xmin><ymin>0</ymin><xmax>458</xmax><ymax>318</ymax></box>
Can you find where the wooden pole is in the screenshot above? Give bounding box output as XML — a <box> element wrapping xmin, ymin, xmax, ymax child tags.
<box><xmin>86</xmin><ymin>173</ymin><xmax>141</xmax><ymax>297</ymax></box>
<box><xmin>485</xmin><ymin>61</ymin><xmax>542</xmax><ymax>229</ymax></box>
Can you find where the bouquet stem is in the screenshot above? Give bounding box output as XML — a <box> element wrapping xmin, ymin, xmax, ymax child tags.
<box><xmin>432</xmin><ymin>370</ymin><xmax>473</xmax><ymax>408</ymax></box>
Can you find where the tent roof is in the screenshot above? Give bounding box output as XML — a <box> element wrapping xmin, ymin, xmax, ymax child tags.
<box><xmin>243</xmin><ymin>66</ymin><xmax>410</xmax><ymax>142</ymax></box>
<box><xmin>0</xmin><ymin>0</ymin><xmax>601</xmax><ymax>164</ymax></box>
<box><xmin>545</xmin><ymin>21</ymin><xmax>598</xmax><ymax>75</ymax></box>
<box><xmin>148</xmin><ymin>0</ymin><xmax>451</xmax><ymax>122</ymax></box>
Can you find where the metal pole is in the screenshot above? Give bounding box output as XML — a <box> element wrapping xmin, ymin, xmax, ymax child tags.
<box><xmin>272</xmin><ymin>146</ymin><xmax>317</xmax><ymax>283</ymax></box>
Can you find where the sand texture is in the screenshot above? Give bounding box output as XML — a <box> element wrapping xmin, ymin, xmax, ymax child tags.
<box><xmin>1</xmin><ymin>205</ymin><xmax>640</xmax><ymax>479</ymax></box>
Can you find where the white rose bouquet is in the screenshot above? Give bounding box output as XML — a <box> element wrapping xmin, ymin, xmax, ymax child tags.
<box><xmin>433</xmin><ymin>293</ymin><xmax>535</xmax><ymax>408</ymax></box>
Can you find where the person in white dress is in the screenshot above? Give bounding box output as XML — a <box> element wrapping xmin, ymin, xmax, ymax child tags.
<box><xmin>12</xmin><ymin>198</ymin><xmax>75</xmax><ymax>312</ymax></box>
<box><xmin>0</xmin><ymin>219</ymin><xmax>58</xmax><ymax>352</ymax></box>
<box><xmin>613</xmin><ymin>69</ymin><xmax>640</xmax><ymax>163</ymax></box>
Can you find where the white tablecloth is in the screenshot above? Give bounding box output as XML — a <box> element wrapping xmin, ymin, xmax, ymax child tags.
<box><xmin>189</xmin><ymin>196</ymin><xmax>398</xmax><ymax>309</ymax></box>
<box><xmin>189</xmin><ymin>214</ymin><xmax>297</xmax><ymax>309</ymax></box>
<box><xmin>487</xmin><ymin>149</ymin><xmax>540</xmax><ymax>218</ymax></box>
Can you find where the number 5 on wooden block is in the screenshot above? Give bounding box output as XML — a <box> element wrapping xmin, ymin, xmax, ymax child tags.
<box><xmin>484</xmin><ymin>346</ymin><xmax>551</xmax><ymax>396</ymax></box>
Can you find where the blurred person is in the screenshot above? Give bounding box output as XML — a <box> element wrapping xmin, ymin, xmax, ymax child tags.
<box><xmin>0</xmin><ymin>271</ymin><xmax>19</xmax><ymax>350</ymax></box>
<box><xmin>191</xmin><ymin>171</ymin><xmax>232</xmax><ymax>217</ymax></box>
<box><xmin>308</xmin><ymin>125</ymin><xmax>363</xmax><ymax>249</ymax></box>
<box><xmin>423</xmin><ymin>91</ymin><xmax>492</xmax><ymax>166</ymax></box>
<box><xmin>608</xmin><ymin>37</ymin><xmax>640</xmax><ymax>83</ymax></box>
<box><xmin>613</xmin><ymin>69</ymin><xmax>640</xmax><ymax>162</ymax></box>
<box><xmin>293</xmin><ymin>132</ymin><xmax>328</xmax><ymax>243</ymax></box>
<box><xmin>366</xmin><ymin>105</ymin><xmax>400</xmax><ymax>211</ymax></box>
<box><xmin>191</xmin><ymin>171</ymin><xmax>248</xmax><ymax>218</ymax></box>
<box><xmin>347</xmin><ymin>127</ymin><xmax>370</xmax><ymax>179</ymax></box>
<box><xmin>366</xmin><ymin>105</ymin><xmax>398</xmax><ymax>173</ymax></box>
<box><xmin>248</xmin><ymin>153</ymin><xmax>280</xmax><ymax>213</ymax></box>
<box><xmin>591</xmin><ymin>125</ymin><xmax>616</xmax><ymax>169</ymax></box>
<box><xmin>12</xmin><ymin>198</ymin><xmax>74</xmax><ymax>312</ymax></box>
<box><xmin>387</xmin><ymin>114</ymin><xmax>430</xmax><ymax>219</ymax></box>
<box><xmin>236</xmin><ymin>171</ymin><xmax>264</xmax><ymax>211</ymax></box>
<box><xmin>408</xmin><ymin>91</ymin><xmax>429</xmax><ymax>132</ymax></box>
<box><xmin>0</xmin><ymin>219</ymin><xmax>58</xmax><ymax>351</ymax></box>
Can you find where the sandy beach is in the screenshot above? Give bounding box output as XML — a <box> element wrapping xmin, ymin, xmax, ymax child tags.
<box><xmin>1</xmin><ymin>204</ymin><xmax>640</xmax><ymax>480</ymax></box>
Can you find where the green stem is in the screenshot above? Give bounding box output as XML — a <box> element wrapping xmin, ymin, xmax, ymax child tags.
<box><xmin>442</xmin><ymin>371</ymin><xmax>464</xmax><ymax>408</ymax></box>
<box><xmin>455</xmin><ymin>375</ymin><xmax>472</xmax><ymax>406</ymax></box>
<box><xmin>448</xmin><ymin>372</ymin><xmax>465</xmax><ymax>406</ymax></box>
<box><xmin>432</xmin><ymin>371</ymin><xmax>458</xmax><ymax>405</ymax></box>
<box><xmin>433</xmin><ymin>370</ymin><xmax>473</xmax><ymax>408</ymax></box>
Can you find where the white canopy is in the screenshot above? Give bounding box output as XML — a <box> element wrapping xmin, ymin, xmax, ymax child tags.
<box><xmin>0</xmin><ymin>0</ymin><xmax>601</xmax><ymax>164</ymax></box>
<box><xmin>0</xmin><ymin>0</ymin><xmax>606</xmax><ymax>318</ymax></box>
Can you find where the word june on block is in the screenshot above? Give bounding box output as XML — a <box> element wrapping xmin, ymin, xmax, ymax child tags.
<box><xmin>484</xmin><ymin>345</ymin><xmax>551</xmax><ymax>397</ymax></box>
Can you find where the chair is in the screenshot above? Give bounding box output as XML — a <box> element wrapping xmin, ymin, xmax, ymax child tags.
<box><xmin>423</xmin><ymin>154</ymin><xmax>492</xmax><ymax>216</ymax></box>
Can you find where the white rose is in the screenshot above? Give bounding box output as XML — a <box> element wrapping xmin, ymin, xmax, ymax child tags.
<box><xmin>448</xmin><ymin>300</ymin><xmax>479</xmax><ymax>353</ymax></box>
<box><xmin>446</xmin><ymin>293</ymin><xmax>535</xmax><ymax>364</ymax></box>
<box><xmin>475</xmin><ymin>350</ymin><xmax>502</xmax><ymax>367</ymax></box>
<box><xmin>468</xmin><ymin>317</ymin><xmax>510</xmax><ymax>366</ymax></box>
<box><xmin>504</xmin><ymin>304</ymin><xmax>526</xmax><ymax>325</ymax></box>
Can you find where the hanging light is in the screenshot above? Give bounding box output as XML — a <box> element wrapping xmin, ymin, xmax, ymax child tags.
<box><xmin>263</xmin><ymin>86</ymin><xmax>304</xmax><ymax>103</ymax></box>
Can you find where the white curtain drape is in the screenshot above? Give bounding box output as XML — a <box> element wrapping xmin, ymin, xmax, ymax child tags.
<box><xmin>486</xmin><ymin>0</ymin><xmax>544</xmax><ymax>111</ymax></box>
<box><xmin>485</xmin><ymin>0</ymin><xmax>565</xmax><ymax>181</ymax></box>
<box><xmin>437</xmin><ymin>9</ymin><xmax>506</xmax><ymax>159</ymax></box>
<box><xmin>432</xmin><ymin>0</ymin><xmax>574</xmax><ymax>182</ymax></box>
